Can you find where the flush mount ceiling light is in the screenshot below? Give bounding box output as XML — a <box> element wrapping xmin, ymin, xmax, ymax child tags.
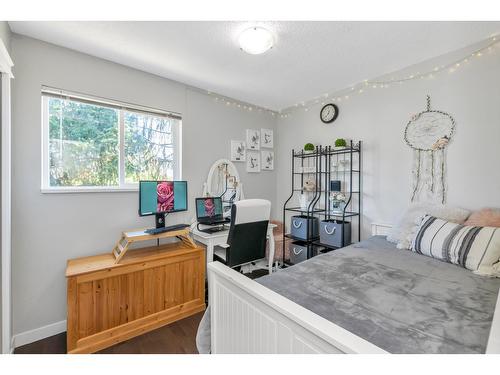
<box><xmin>238</xmin><ymin>27</ymin><xmax>274</xmax><ymax>55</ymax></box>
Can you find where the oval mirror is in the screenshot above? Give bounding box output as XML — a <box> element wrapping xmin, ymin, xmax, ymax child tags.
<box><xmin>203</xmin><ymin>159</ymin><xmax>244</xmax><ymax>217</ymax></box>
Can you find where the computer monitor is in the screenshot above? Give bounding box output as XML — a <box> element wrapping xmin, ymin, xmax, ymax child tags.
<box><xmin>195</xmin><ymin>197</ymin><xmax>224</xmax><ymax>224</ymax></box>
<box><xmin>139</xmin><ymin>180</ymin><xmax>188</xmax><ymax>228</ymax></box>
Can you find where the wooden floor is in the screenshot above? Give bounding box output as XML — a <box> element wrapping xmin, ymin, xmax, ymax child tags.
<box><xmin>14</xmin><ymin>311</ymin><xmax>204</xmax><ymax>354</ymax></box>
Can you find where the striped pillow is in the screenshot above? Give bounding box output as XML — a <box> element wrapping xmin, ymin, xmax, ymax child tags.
<box><xmin>411</xmin><ymin>215</ymin><xmax>500</xmax><ymax>277</ymax></box>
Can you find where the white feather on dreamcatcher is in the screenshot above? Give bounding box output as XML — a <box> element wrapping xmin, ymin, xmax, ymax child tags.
<box><xmin>405</xmin><ymin>96</ymin><xmax>455</xmax><ymax>204</ymax></box>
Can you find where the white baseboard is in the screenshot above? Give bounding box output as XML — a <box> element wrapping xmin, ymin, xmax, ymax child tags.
<box><xmin>12</xmin><ymin>320</ymin><xmax>66</xmax><ymax>349</ymax></box>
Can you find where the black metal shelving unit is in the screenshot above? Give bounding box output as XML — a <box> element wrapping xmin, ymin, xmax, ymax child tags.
<box><xmin>282</xmin><ymin>141</ymin><xmax>362</xmax><ymax>267</ymax></box>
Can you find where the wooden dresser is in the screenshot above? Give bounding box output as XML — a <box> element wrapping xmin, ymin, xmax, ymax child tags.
<box><xmin>65</xmin><ymin>239</ymin><xmax>205</xmax><ymax>354</ymax></box>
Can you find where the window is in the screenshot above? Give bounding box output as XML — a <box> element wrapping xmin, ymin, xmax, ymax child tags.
<box><xmin>41</xmin><ymin>88</ymin><xmax>181</xmax><ymax>192</ymax></box>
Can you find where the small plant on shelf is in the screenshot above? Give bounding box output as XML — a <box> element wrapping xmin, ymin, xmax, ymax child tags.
<box><xmin>334</xmin><ymin>138</ymin><xmax>347</xmax><ymax>148</ymax></box>
<box><xmin>304</xmin><ymin>143</ymin><xmax>315</xmax><ymax>152</ymax></box>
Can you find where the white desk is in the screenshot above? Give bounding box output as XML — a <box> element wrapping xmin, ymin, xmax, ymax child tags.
<box><xmin>191</xmin><ymin>223</ymin><xmax>277</xmax><ymax>274</ymax></box>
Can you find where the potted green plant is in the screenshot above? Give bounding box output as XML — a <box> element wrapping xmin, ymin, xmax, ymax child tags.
<box><xmin>334</xmin><ymin>138</ymin><xmax>347</xmax><ymax>150</ymax></box>
<box><xmin>304</xmin><ymin>143</ymin><xmax>315</xmax><ymax>154</ymax></box>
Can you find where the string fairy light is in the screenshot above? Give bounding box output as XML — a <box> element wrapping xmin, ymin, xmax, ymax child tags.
<box><xmin>278</xmin><ymin>34</ymin><xmax>500</xmax><ymax>117</ymax></box>
<box><xmin>204</xmin><ymin>90</ymin><xmax>278</xmax><ymax>117</ymax></box>
<box><xmin>203</xmin><ymin>35</ymin><xmax>499</xmax><ymax>119</ymax></box>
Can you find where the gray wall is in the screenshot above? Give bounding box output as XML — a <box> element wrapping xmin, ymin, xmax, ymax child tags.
<box><xmin>0</xmin><ymin>21</ymin><xmax>11</xmax><ymax>53</ymax></box>
<box><xmin>0</xmin><ymin>20</ymin><xmax>11</xmax><ymax>353</ymax></box>
<box><xmin>11</xmin><ymin>34</ymin><xmax>277</xmax><ymax>335</ymax></box>
<box><xmin>275</xmin><ymin>41</ymin><xmax>500</xmax><ymax>238</ymax></box>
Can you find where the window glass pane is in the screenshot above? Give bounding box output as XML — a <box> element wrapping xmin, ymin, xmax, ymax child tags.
<box><xmin>124</xmin><ymin>111</ymin><xmax>176</xmax><ymax>183</ymax></box>
<box><xmin>48</xmin><ymin>98</ymin><xmax>119</xmax><ymax>187</ymax></box>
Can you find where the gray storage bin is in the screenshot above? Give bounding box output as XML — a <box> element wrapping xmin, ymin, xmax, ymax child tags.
<box><xmin>290</xmin><ymin>215</ymin><xmax>319</xmax><ymax>240</ymax></box>
<box><xmin>319</xmin><ymin>220</ymin><xmax>351</xmax><ymax>248</ymax></box>
<box><xmin>289</xmin><ymin>241</ymin><xmax>320</xmax><ymax>265</ymax></box>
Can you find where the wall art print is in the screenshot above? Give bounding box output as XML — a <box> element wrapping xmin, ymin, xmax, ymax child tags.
<box><xmin>246</xmin><ymin>129</ymin><xmax>260</xmax><ymax>150</ymax></box>
<box><xmin>260</xmin><ymin>128</ymin><xmax>274</xmax><ymax>148</ymax></box>
<box><xmin>246</xmin><ymin>151</ymin><xmax>261</xmax><ymax>173</ymax></box>
<box><xmin>261</xmin><ymin>150</ymin><xmax>274</xmax><ymax>170</ymax></box>
<box><xmin>230</xmin><ymin>140</ymin><xmax>246</xmax><ymax>162</ymax></box>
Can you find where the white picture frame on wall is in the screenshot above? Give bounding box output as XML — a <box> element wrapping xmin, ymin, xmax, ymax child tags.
<box><xmin>261</xmin><ymin>150</ymin><xmax>274</xmax><ymax>171</ymax></box>
<box><xmin>246</xmin><ymin>129</ymin><xmax>260</xmax><ymax>150</ymax></box>
<box><xmin>230</xmin><ymin>140</ymin><xmax>246</xmax><ymax>162</ymax></box>
<box><xmin>246</xmin><ymin>151</ymin><xmax>260</xmax><ymax>173</ymax></box>
<box><xmin>260</xmin><ymin>128</ymin><xmax>274</xmax><ymax>148</ymax></box>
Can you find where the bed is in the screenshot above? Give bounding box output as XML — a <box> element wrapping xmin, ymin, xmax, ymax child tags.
<box><xmin>200</xmin><ymin>228</ymin><xmax>500</xmax><ymax>354</ymax></box>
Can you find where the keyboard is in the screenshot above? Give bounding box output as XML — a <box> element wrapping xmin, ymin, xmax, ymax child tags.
<box><xmin>144</xmin><ymin>223</ymin><xmax>190</xmax><ymax>235</ymax></box>
<box><xmin>198</xmin><ymin>217</ymin><xmax>231</xmax><ymax>226</ymax></box>
<box><xmin>199</xmin><ymin>226</ymin><xmax>227</xmax><ymax>234</ymax></box>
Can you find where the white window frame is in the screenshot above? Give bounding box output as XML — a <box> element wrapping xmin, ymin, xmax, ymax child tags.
<box><xmin>41</xmin><ymin>88</ymin><xmax>182</xmax><ymax>193</ymax></box>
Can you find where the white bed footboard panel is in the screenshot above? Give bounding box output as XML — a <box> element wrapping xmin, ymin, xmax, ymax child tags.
<box><xmin>208</xmin><ymin>262</ymin><xmax>387</xmax><ymax>354</ymax></box>
<box><xmin>486</xmin><ymin>292</ymin><xmax>500</xmax><ymax>353</ymax></box>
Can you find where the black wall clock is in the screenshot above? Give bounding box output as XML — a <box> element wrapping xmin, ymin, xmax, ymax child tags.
<box><xmin>320</xmin><ymin>103</ymin><xmax>339</xmax><ymax>124</ymax></box>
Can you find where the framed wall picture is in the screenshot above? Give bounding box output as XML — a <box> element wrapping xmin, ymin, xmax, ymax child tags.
<box><xmin>260</xmin><ymin>128</ymin><xmax>274</xmax><ymax>148</ymax></box>
<box><xmin>261</xmin><ymin>150</ymin><xmax>274</xmax><ymax>171</ymax></box>
<box><xmin>230</xmin><ymin>140</ymin><xmax>246</xmax><ymax>162</ymax></box>
<box><xmin>246</xmin><ymin>129</ymin><xmax>260</xmax><ymax>150</ymax></box>
<box><xmin>246</xmin><ymin>151</ymin><xmax>260</xmax><ymax>173</ymax></box>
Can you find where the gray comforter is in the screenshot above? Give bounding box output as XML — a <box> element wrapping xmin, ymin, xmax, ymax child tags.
<box><xmin>197</xmin><ymin>236</ymin><xmax>500</xmax><ymax>353</ymax></box>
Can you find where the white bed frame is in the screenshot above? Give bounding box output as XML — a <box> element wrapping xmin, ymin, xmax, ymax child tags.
<box><xmin>208</xmin><ymin>223</ymin><xmax>500</xmax><ymax>354</ymax></box>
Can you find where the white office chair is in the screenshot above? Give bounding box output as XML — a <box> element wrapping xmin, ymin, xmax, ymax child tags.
<box><xmin>213</xmin><ymin>199</ymin><xmax>271</xmax><ymax>271</ymax></box>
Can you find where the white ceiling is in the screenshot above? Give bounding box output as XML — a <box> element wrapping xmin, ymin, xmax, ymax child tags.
<box><xmin>9</xmin><ymin>21</ymin><xmax>500</xmax><ymax>111</ymax></box>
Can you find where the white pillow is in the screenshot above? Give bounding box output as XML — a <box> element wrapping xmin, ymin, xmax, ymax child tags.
<box><xmin>412</xmin><ymin>215</ymin><xmax>500</xmax><ymax>277</ymax></box>
<box><xmin>387</xmin><ymin>203</ymin><xmax>470</xmax><ymax>249</ymax></box>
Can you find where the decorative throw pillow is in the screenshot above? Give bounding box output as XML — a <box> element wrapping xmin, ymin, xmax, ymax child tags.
<box><xmin>387</xmin><ymin>203</ymin><xmax>470</xmax><ymax>249</ymax></box>
<box><xmin>464</xmin><ymin>208</ymin><xmax>500</xmax><ymax>227</ymax></box>
<box><xmin>411</xmin><ymin>215</ymin><xmax>500</xmax><ymax>277</ymax></box>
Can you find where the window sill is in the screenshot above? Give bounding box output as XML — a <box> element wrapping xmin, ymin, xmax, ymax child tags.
<box><xmin>41</xmin><ymin>187</ymin><xmax>139</xmax><ymax>194</ymax></box>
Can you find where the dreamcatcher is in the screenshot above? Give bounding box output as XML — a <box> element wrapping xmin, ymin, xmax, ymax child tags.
<box><xmin>404</xmin><ymin>96</ymin><xmax>455</xmax><ymax>204</ymax></box>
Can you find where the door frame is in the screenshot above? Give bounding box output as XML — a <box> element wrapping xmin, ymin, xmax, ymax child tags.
<box><xmin>0</xmin><ymin>38</ymin><xmax>13</xmax><ymax>354</ymax></box>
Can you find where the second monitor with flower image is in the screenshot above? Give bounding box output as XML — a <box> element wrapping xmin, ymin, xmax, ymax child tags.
<box><xmin>139</xmin><ymin>180</ymin><xmax>188</xmax><ymax>229</ymax></box>
<box><xmin>195</xmin><ymin>197</ymin><xmax>228</xmax><ymax>226</ymax></box>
